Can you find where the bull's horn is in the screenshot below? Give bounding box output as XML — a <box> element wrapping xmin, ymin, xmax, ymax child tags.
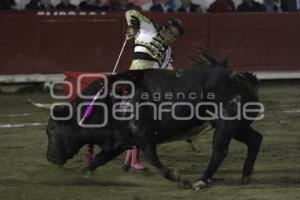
<box><xmin>28</xmin><ymin>99</ymin><xmax>51</xmax><ymax>110</ymax></box>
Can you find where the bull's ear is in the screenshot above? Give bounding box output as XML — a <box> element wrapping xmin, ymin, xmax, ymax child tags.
<box><xmin>51</xmin><ymin>104</ymin><xmax>72</xmax><ymax>119</ymax></box>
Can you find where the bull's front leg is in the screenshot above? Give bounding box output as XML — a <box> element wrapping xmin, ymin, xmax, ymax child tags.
<box><xmin>194</xmin><ymin>125</ymin><xmax>231</xmax><ymax>190</ymax></box>
<box><xmin>141</xmin><ymin>144</ymin><xmax>180</xmax><ymax>181</ymax></box>
<box><xmin>129</xmin><ymin>121</ymin><xmax>178</xmax><ymax>181</ymax></box>
<box><xmin>82</xmin><ymin>148</ymin><xmax>123</xmax><ymax>177</ymax></box>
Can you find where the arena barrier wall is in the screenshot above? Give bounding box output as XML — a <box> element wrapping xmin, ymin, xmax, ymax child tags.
<box><xmin>1</xmin><ymin>11</ymin><xmax>300</xmax><ymax>75</ymax></box>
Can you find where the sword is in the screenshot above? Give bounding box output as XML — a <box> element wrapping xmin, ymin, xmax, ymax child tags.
<box><xmin>112</xmin><ymin>38</ymin><xmax>128</xmax><ymax>74</ymax></box>
<box><xmin>79</xmin><ymin>38</ymin><xmax>128</xmax><ymax>126</ymax></box>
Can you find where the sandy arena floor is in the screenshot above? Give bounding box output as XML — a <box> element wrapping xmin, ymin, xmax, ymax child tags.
<box><xmin>0</xmin><ymin>81</ymin><xmax>299</xmax><ymax>200</ymax></box>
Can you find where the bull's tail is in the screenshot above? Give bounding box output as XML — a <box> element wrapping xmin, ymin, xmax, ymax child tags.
<box><xmin>28</xmin><ymin>99</ymin><xmax>51</xmax><ymax>110</ymax></box>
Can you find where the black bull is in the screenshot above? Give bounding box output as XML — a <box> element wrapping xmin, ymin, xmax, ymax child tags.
<box><xmin>46</xmin><ymin>57</ymin><xmax>263</xmax><ymax>189</ymax></box>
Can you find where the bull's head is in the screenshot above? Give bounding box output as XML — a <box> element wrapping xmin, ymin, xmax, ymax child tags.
<box><xmin>46</xmin><ymin>105</ymin><xmax>83</xmax><ymax>165</ymax></box>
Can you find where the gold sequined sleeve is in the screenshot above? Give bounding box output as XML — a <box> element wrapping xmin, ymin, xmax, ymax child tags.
<box><xmin>125</xmin><ymin>10</ymin><xmax>151</xmax><ymax>28</ymax></box>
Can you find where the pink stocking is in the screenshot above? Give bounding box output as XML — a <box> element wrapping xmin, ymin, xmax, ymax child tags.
<box><xmin>124</xmin><ymin>150</ymin><xmax>132</xmax><ymax>166</ymax></box>
<box><xmin>131</xmin><ymin>149</ymin><xmax>145</xmax><ymax>170</ymax></box>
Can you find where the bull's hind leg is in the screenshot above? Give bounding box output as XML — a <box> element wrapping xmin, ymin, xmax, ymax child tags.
<box><xmin>233</xmin><ymin>127</ymin><xmax>263</xmax><ymax>183</ymax></box>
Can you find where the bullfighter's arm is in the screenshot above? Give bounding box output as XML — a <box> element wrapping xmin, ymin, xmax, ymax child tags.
<box><xmin>125</xmin><ymin>9</ymin><xmax>152</xmax><ymax>28</ymax></box>
<box><xmin>125</xmin><ymin>10</ymin><xmax>157</xmax><ymax>40</ymax></box>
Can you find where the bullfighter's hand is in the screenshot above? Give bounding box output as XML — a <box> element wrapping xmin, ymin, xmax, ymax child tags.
<box><xmin>126</xmin><ymin>27</ymin><xmax>137</xmax><ymax>40</ymax></box>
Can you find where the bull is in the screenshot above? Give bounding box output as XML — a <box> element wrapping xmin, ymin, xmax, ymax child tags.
<box><xmin>46</xmin><ymin>49</ymin><xmax>263</xmax><ymax>189</ymax></box>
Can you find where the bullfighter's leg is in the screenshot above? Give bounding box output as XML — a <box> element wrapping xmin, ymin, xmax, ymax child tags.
<box><xmin>130</xmin><ymin>149</ymin><xmax>146</xmax><ymax>170</ymax></box>
<box><xmin>123</xmin><ymin>149</ymin><xmax>146</xmax><ymax>171</ymax></box>
<box><xmin>233</xmin><ymin>127</ymin><xmax>262</xmax><ymax>183</ymax></box>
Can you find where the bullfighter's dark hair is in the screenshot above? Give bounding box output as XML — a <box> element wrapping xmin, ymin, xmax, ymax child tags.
<box><xmin>162</xmin><ymin>18</ymin><xmax>184</xmax><ymax>36</ymax></box>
